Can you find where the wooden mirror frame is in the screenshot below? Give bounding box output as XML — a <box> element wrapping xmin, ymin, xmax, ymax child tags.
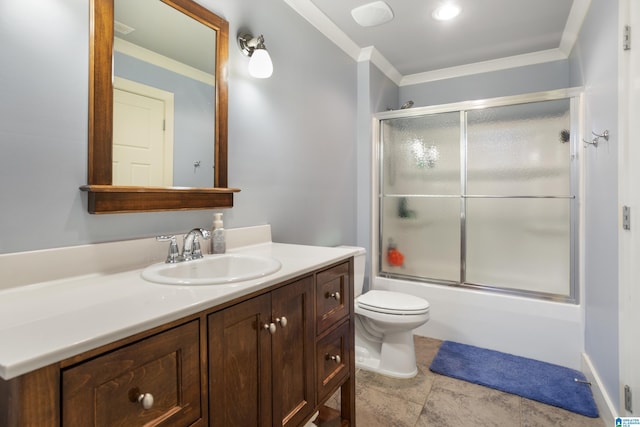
<box><xmin>81</xmin><ymin>0</ymin><xmax>239</xmax><ymax>214</ymax></box>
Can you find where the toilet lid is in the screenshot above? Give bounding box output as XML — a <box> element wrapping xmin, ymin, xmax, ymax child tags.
<box><xmin>357</xmin><ymin>290</ymin><xmax>430</xmax><ymax>315</ymax></box>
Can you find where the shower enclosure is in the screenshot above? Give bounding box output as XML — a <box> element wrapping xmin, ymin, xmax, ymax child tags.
<box><xmin>375</xmin><ymin>89</ymin><xmax>581</xmax><ymax>302</ymax></box>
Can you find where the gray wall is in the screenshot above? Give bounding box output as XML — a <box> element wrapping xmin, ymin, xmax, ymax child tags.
<box><xmin>205</xmin><ymin>0</ymin><xmax>359</xmax><ymax>247</ymax></box>
<box><xmin>356</xmin><ymin>62</ymin><xmax>399</xmax><ymax>289</ymax></box>
<box><xmin>0</xmin><ymin>0</ymin><xmax>358</xmax><ymax>254</ymax></box>
<box><xmin>400</xmin><ymin>60</ymin><xmax>570</xmax><ymax>107</ymax></box>
<box><xmin>569</xmin><ymin>0</ymin><xmax>620</xmax><ymax>407</ymax></box>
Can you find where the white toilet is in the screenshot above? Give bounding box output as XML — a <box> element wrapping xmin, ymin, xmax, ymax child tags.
<box><xmin>347</xmin><ymin>247</ymin><xmax>430</xmax><ymax>378</ymax></box>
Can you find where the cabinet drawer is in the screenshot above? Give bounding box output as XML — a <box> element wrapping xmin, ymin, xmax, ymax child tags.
<box><xmin>316</xmin><ymin>321</ymin><xmax>350</xmax><ymax>401</ymax></box>
<box><xmin>316</xmin><ymin>261</ymin><xmax>351</xmax><ymax>335</ymax></box>
<box><xmin>62</xmin><ymin>320</ymin><xmax>202</xmax><ymax>427</ymax></box>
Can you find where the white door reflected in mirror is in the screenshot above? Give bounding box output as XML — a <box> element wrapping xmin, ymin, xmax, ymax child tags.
<box><xmin>113</xmin><ymin>77</ymin><xmax>174</xmax><ymax>186</ymax></box>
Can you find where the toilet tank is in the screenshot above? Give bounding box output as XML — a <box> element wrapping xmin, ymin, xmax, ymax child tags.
<box><xmin>337</xmin><ymin>246</ymin><xmax>366</xmax><ymax>297</ymax></box>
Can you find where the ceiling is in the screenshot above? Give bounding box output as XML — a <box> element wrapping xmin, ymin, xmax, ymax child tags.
<box><xmin>115</xmin><ymin>0</ymin><xmax>216</xmax><ymax>75</ymax></box>
<box><xmin>283</xmin><ymin>0</ymin><xmax>589</xmax><ymax>86</ymax></box>
<box><xmin>113</xmin><ymin>0</ymin><xmax>589</xmax><ymax>87</ymax></box>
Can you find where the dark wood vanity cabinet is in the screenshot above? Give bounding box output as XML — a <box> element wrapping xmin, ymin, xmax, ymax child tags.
<box><xmin>62</xmin><ymin>320</ymin><xmax>203</xmax><ymax>426</ymax></box>
<box><xmin>208</xmin><ymin>276</ymin><xmax>315</xmax><ymax>427</ymax></box>
<box><xmin>314</xmin><ymin>260</ymin><xmax>355</xmax><ymax>425</ymax></box>
<box><xmin>0</xmin><ymin>259</ymin><xmax>355</xmax><ymax>427</ymax></box>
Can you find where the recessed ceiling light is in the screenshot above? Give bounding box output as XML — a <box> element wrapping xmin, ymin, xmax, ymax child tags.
<box><xmin>351</xmin><ymin>1</ymin><xmax>394</xmax><ymax>27</ymax></box>
<box><xmin>432</xmin><ymin>3</ymin><xmax>461</xmax><ymax>21</ymax></box>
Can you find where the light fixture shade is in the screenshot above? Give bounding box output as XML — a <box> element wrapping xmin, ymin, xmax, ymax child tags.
<box><xmin>248</xmin><ymin>48</ymin><xmax>273</xmax><ymax>78</ymax></box>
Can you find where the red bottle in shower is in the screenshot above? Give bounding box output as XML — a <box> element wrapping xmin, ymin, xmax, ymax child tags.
<box><xmin>387</xmin><ymin>239</ymin><xmax>405</xmax><ymax>267</ymax></box>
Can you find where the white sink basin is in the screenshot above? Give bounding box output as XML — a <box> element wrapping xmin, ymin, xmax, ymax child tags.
<box><xmin>142</xmin><ymin>254</ymin><xmax>282</xmax><ymax>285</ymax></box>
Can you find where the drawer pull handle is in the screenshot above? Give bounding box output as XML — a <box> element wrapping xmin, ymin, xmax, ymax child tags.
<box><xmin>137</xmin><ymin>392</ymin><xmax>154</xmax><ymax>410</ymax></box>
<box><xmin>326</xmin><ymin>354</ymin><xmax>341</xmax><ymax>364</ymax></box>
<box><xmin>276</xmin><ymin>317</ymin><xmax>287</xmax><ymax>327</ymax></box>
<box><xmin>326</xmin><ymin>291</ymin><xmax>341</xmax><ymax>302</ymax></box>
<box><xmin>263</xmin><ymin>322</ymin><xmax>276</xmax><ymax>334</ymax></box>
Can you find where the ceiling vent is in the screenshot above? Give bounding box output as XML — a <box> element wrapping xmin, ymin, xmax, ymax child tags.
<box><xmin>351</xmin><ymin>1</ymin><xmax>394</xmax><ymax>27</ymax></box>
<box><xmin>114</xmin><ymin>20</ymin><xmax>135</xmax><ymax>35</ymax></box>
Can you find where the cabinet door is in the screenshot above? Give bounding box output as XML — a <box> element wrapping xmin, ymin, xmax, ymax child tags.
<box><xmin>208</xmin><ymin>294</ymin><xmax>272</xmax><ymax>427</ymax></box>
<box><xmin>271</xmin><ymin>276</ymin><xmax>315</xmax><ymax>427</ymax></box>
<box><xmin>62</xmin><ymin>321</ymin><xmax>201</xmax><ymax>427</ymax></box>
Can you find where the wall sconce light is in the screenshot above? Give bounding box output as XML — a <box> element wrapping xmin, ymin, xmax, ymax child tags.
<box><xmin>238</xmin><ymin>33</ymin><xmax>273</xmax><ymax>79</ymax></box>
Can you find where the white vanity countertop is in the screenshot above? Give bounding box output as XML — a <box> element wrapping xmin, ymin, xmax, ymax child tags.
<box><xmin>0</xmin><ymin>240</ymin><xmax>359</xmax><ymax>380</ymax></box>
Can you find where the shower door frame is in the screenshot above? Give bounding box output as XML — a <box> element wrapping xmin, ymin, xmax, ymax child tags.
<box><xmin>372</xmin><ymin>88</ymin><xmax>583</xmax><ymax>303</ymax></box>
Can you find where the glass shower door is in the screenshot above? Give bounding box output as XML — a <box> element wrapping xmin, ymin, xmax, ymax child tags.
<box><xmin>377</xmin><ymin>90</ymin><xmax>578</xmax><ymax>301</ymax></box>
<box><xmin>380</xmin><ymin>112</ymin><xmax>461</xmax><ymax>282</ymax></box>
<box><xmin>465</xmin><ymin>99</ymin><xmax>573</xmax><ymax>295</ymax></box>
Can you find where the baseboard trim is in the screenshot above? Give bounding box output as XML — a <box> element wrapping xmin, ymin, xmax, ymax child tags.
<box><xmin>582</xmin><ymin>352</ymin><xmax>617</xmax><ymax>424</ymax></box>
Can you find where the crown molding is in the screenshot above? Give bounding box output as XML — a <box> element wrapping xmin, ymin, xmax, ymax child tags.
<box><xmin>400</xmin><ymin>48</ymin><xmax>568</xmax><ymax>86</ymax></box>
<box><xmin>284</xmin><ymin>0</ymin><xmax>588</xmax><ymax>87</ymax></box>
<box><xmin>281</xmin><ymin>0</ymin><xmax>361</xmax><ymax>60</ymax></box>
<box><xmin>358</xmin><ymin>46</ymin><xmax>403</xmax><ymax>85</ymax></box>
<box><xmin>114</xmin><ymin>38</ymin><xmax>215</xmax><ymax>86</ymax></box>
<box><xmin>559</xmin><ymin>0</ymin><xmax>591</xmax><ymax>55</ymax></box>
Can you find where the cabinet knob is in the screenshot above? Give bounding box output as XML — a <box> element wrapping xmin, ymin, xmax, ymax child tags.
<box><xmin>326</xmin><ymin>354</ymin><xmax>341</xmax><ymax>364</ymax></box>
<box><xmin>263</xmin><ymin>322</ymin><xmax>276</xmax><ymax>334</ymax></box>
<box><xmin>137</xmin><ymin>392</ymin><xmax>154</xmax><ymax>410</ymax></box>
<box><xmin>326</xmin><ymin>291</ymin><xmax>341</xmax><ymax>302</ymax></box>
<box><xmin>276</xmin><ymin>317</ymin><xmax>287</xmax><ymax>328</ymax></box>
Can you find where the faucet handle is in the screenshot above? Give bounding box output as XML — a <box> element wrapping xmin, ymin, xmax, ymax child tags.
<box><xmin>156</xmin><ymin>235</ymin><xmax>180</xmax><ymax>263</ymax></box>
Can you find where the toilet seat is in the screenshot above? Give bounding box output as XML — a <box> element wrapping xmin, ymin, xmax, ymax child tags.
<box><xmin>357</xmin><ymin>290</ymin><xmax>430</xmax><ymax>315</ymax></box>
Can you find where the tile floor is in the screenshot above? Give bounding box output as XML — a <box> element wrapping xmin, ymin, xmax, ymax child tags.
<box><xmin>329</xmin><ymin>336</ymin><xmax>607</xmax><ymax>427</ymax></box>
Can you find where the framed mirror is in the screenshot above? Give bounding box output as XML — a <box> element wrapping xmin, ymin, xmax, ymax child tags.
<box><xmin>82</xmin><ymin>0</ymin><xmax>238</xmax><ymax>214</ymax></box>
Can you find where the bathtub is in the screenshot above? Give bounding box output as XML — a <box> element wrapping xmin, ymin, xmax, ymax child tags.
<box><xmin>374</xmin><ymin>276</ymin><xmax>583</xmax><ymax>369</ymax></box>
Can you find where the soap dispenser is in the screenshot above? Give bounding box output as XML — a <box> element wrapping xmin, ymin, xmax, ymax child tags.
<box><xmin>211</xmin><ymin>213</ymin><xmax>226</xmax><ymax>254</ymax></box>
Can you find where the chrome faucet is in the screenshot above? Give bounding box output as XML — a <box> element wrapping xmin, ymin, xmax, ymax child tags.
<box><xmin>156</xmin><ymin>228</ymin><xmax>211</xmax><ymax>263</ymax></box>
<box><xmin>181</xmin><ymin>228</ymin><xmax>211</xmax><ymax>261</ymax></box>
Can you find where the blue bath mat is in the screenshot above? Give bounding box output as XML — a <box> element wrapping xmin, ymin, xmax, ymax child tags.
<box><xmin>429</xmin><ymin>341</ymin><xmax>599</xmax><ymax>418</ymax></box>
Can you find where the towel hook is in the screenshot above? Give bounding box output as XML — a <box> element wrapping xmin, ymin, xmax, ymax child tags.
<box><xmin>592</xmin><ymin>130</ymin><xmax>609</xmax><ymax>141</ymax></box>
<box><xmin>583</xmin><ymin>130</ymin><xmax>609</xmax><ymax>147</ymax></box>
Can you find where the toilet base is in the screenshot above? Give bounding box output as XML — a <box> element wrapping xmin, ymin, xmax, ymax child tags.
<box><xmin>355</xmin><ymin>331</ymin><xmax>418</xmax><ymax>379</ymax></box>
